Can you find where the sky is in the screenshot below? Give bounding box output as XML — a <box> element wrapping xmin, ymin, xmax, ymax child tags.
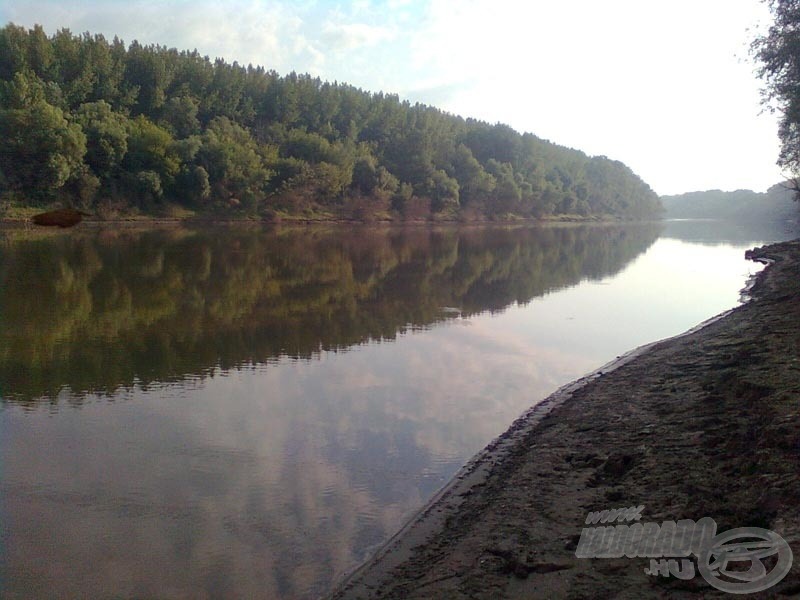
<box><xmin>0</xmin><ymin>0</ymin><xmax>785</xmax><ymax>196</ymax></box>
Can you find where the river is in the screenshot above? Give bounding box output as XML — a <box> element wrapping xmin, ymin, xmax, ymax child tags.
<box><xmin>0</xmin><ymin>220</ymin><xmax>795</xmax><ymax>598</ymax></box>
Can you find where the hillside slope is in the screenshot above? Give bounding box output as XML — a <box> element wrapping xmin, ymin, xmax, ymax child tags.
<box><xmin>0</xmin><ymin>24</ymin><xmax>662</xmax><ymax>221</ymax></box>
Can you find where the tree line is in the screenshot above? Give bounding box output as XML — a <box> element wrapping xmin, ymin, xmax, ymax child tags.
<box><xmin>0</xmin><ymin>24</ymin><xmax>663</xmax><ymax>221</ymax></box>
<box><xmin>661</xmin><ymin>183</ymin><xmax>797</xmax><ymax>222</ymax></box>
<box><xmin>754</xmin><ymin>0</ymin><xmax>800</xmax><ymax>201</ymax></box>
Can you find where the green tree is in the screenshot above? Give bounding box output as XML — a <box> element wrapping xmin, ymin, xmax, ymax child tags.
<box><xmin>197</xmin><ymin>116</ymin><xmax>272</xmax><ymax>205</ymax></box>
<box><xmin>0</xmin><ymin>24</ymin><xmax>29</xmax><ymax>81</ymax></box>
<box><xmin>177</xmin><ymin>165</ymin><xmax>211</xmax><ymax>206</ymax></box>
<box><xmin>486</xmin><ymin>159</ymin><xmax>521</xmax><ymax>215</ymax></box>
<box><xmin>160</xmin><ymin>94</ymin><xmax>200</xmax><ymax>138</ymax></box>
<box><xmin>26</xmin><ymin>24</ymin><xmax>54</xmax><ymax>80</ymax></box>
<box><xmin>351</xmin><ymin>155</ymin><xmax>399</xmax><ymax>198</ymax></box>
<box><xmin>51</xmin><ymin>28</ymin><xmax>95</xmax><ymax>109</ymax></box>
<box><xmin>75</xmin><ymin>100</ymin><xmax>129</xmax><ymax>178</ymax></box>
<box><xmin>423</xmin><ymin>169</ymin><xmax>459</xmax><ymax>213</ymax></box>
<box><xmin>124</xmin><ymin>41</ymin><xmax>172</xmax><ymax>115</ymax></box>
<box><xmin>0</xmin><ymin>23</ymin><xmax>662</xmax><ymax>219</ymax></box>
<box><xmin>450</xmin><ymin>144</ymin><xmax>495</xmax><ymax>206</ymax></box>
<box><xmin>123</xmin><ymin>115</ymin><xmax>180</xmax><ymax>186</ymax></box>
<box><xmin>753</xmin><ymin>0</ymin><xmax>800</xmax><ymax>193</ymax></box>
<box><xmin>132</xmin><ymin>169</ymin><xmax>163</xmax><ymax>205</ymax></box>
<box><xmin>0</xmin><ymin>74</ymin><xmax>86</xmax><ymax>199</ymax></box>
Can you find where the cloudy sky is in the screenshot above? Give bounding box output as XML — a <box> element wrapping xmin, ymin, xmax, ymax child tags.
<box><xmin>0</xmin><ymin>0</ymin><xmax>783</xmax><ymax>195</ymax></box>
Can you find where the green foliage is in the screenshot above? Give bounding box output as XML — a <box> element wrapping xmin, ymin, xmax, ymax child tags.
<box><xmin>131</xmin><ymin>169</ymin><xmax>163</xmax><ymax>206</ymax></box>
<box><xmin>352</xmin><ymin>155</ymin><xmax>380</xmax><ymax>194</ymax></box>
<box><xmin>197</xmin><ymin>116</ymin><xmax>272</xmax><ymax>205</ymax></box>
<box><xmin>160</xmin><ymin>94</ymin><xmax>200</xmax><ymax>138</ymax></box>
<box><xmin>661</xmin><ymin>183</ymin><xmax>796</xmax><ymax>221</ymax></box>
<box><xmin>0</xmin><ymin>85</ymin><xmax>86</xmax><ymax>200</ymax></box>
<box><xmin>123</xmin><ymin>115</ymin><xmax>179</xmax><ymax>181</ymax></box>
<box><xmin>351</xmin><ymin>154</ymin><xmax>400</xmax><ymax>198</ymax></box>
<box><xmin>282</xmin><ymin>128</ymin><xmax>337</xmax><ymax>163</ymax></box>
<box><xmin>0</xmin><ymin>23</ymin><xmax>662</xmax><ymax>219</ymax></box>
<box><xmin>424</xmin><ymin>169</ymin><xmax>460</xmax><ymax>213</ymax></box>
<box><xmin>75</xmin><ymin>100</ymin><xmax>129</xmax><ymax>178</ymax></box>
<box><xmin>451</xmin><ymin>144</ymin><xmax>495</xmax><ymax>206</ymax></box>
<box><xmin>66</xmin><ymin>164</ymin><xmax>101</xmax><ymax>209</ymax></box>
<box><xmin>176</xmin><ymin>165</ymin><xmax>211</xmax><ymax>207</ymax></box>
<box><xmin>754</xmin><ymin>1</ymin><xmax>800</xmax><ymax>186</ymax></box>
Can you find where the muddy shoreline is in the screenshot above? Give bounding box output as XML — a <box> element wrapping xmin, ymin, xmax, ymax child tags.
<box><xmin>330</xmin><ymin>240</ymin><xmax>800</xmax><ymax>599</ymax></box>
<box><xmin>0</xmin><ymin>213</ymin><xmax>621</xmax><ymax>230</ymax></box>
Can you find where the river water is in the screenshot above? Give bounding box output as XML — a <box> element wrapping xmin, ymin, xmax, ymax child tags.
<box><xmin>0</xmin><ymin>220</ymin><xmax>795</xmax><ymax>598</ymax></box>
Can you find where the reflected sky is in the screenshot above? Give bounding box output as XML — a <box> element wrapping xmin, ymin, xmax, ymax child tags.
<box><xmin>497</xmin><ymin>238</ymin><xmax>767</xmax><ymax>366</ymax></box>
<box><xmin>0</xmin><ymin>222</ymin><xmax>791</xmax><ymax>599</ymax></box>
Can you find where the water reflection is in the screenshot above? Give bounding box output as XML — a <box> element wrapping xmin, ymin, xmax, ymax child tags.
<box><xmin>0</xmin><ymin>224</ymin><xmax>660</xmax><ymax>404</ymax></box>
<box><xmin>661</xmin><ymin>217</ymin><xmax>800</xmax><ymax>245</ymax></box>
<box><xmin>2</xmin><ymin>222</ymin><xmax>759</xmax><ymax>599</ymax></box>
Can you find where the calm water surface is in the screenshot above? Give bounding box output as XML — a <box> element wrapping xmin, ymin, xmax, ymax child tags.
<box><xmin>0</xmin><ymin>222</ymin><xmax>793</xmax><ymax>598</ymax></box>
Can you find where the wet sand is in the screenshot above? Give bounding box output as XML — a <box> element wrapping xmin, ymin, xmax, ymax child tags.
<box><xmin>330</xmin><ymin>239</ymin><xmax>800</xmax><ymax>599</ymax></box>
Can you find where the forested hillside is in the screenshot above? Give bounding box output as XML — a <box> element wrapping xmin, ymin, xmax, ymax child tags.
<box><xmin>661</xmin><ymin>183</ymin><xmax>798</xmax><ymax>222</ymax></box>
<box><xmin>0</xmin><ymin>24</ymin><xmax>662</xmax><ymax>221</ymax></box>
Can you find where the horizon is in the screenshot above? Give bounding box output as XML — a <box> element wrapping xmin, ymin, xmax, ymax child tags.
<box><xmin>0</xmin><ymin>0</ymin><xmax>786</xmax><ymax>196</ymax></box>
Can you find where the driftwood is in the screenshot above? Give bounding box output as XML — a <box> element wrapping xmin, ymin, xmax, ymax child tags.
<box><xmin>31</xmin><ymin>208</ymin><xmax>91</xmax><ymax>228</ymax></box>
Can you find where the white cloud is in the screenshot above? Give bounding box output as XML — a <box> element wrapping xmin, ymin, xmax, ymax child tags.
<box><xmin>2</xmin><ymin>1</ymin><xmax>318</xmax><ymax>72</ymax></box>
<box><xmin>320</xmin><ymin>22</ymin><xmax>395</xmax><ymax>52</ymax></box>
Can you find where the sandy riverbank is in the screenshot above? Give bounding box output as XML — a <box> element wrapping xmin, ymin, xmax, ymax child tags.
<box><xmin>330</xmin><ymin>239</ymin><xmax>800</xmax><ymax>599</ymax></box>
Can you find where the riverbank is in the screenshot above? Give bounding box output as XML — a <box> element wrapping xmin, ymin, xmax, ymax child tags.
<box><xmin>0</xmin><ymin>209</ymin><xmax>618</xmax><ymax>228</ymax></box>
<box><xmin>330</xmin><ymin>239</ymin><xmax>800</xmax><ymax>599</ymax></box>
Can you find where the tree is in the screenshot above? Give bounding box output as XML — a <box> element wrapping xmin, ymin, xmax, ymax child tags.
<box><xmin>450</xmin><ymin>144</ymin><xmax>495</xmax><ymax>206</ymax></box>
<box><xmin>160</xmin><ymin>94</ymin><xmax>200</xmax><ymax>138</ymax></box>
<box><xmin>51</xmin><ymin>28</ymin><xmax>95</xmax><ymax>109</ymax></box>
<box><xmin>75</xmin><ymin>100</ymin><xmax>129</xmax><ymax>178</ymax></box>
<box><xmin>0</xmin><ymin>73</ymin><xmax>86</xmax><ymax>199</ymax></box>
<box><xmin>123</xmin><ymin>115</ymin><xmax>180</xmax><ymax>187</ymax></box>
<box><xmin>0</xmin><ymin>24</ymin><xmax>28</xmax><ymax>81</ymax></box>
<box><xmin>423</xmin><ymin>169</ymin><xmax>459</xmax><ymax>213</ymax></box>
<box><xmin>753</xmin><ymin>0</ymin><xmax>800</xmax><ymax>195</ymax></box>
<box><xmin>0</xmin><ymin>22</ymin><xmax>662</xmax><ymax>219</ymax></box>
<box><xmin>124</xmin><ymin>41</ymin><xmax>172</xmax><ymax>115</ymax></box>
<box><xmin>131</xmin><ymin>169</ymin><xmax>163</xmax><ymax>206</ymax></box>
<box><xmin>26</xmin><ymin>25</ymin><xmax>54</xmax><ymax>80</ymax></box>
<box><xmin>352</xmin><ymin>155</ymin><xmax>379</xmax><ymax>194</ymax></box>
<box><xmin>197</xmin><ymin>116</ymin><xmax>272</xmax><ymax>204</ymax></box>
<box><xmin>178</xmin><ymin>165</ymin><xmax>211</xmax><ymax>206</ymax></box>
<box><xmin>351</xmin><ymin>154</ymin><xmax>397</xmax><ymax>196</ymax></box>
<box><xmin>486</xmin><ymin>159</ymin><xmax>521</xmax><ymax>215</ymax></box>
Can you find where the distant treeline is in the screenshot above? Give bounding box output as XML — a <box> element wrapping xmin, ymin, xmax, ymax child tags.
<box><xmin>660</xmin><ymin>183</ymin><xmax>799</xmax><ymax>222</ymax></box>
<box><xmin>0</xmin><ymin>24</ymin><xmax>662</xmax><ymax>221</ymax></box>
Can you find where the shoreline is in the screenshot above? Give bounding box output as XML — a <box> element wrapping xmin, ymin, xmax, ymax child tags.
<box><xmin>329</xmin><ymin>239</ymin><xmax>800</xmax><ymax>599</ymax></box>
<box><xmin>329</xmin><ymin>307</ymin><xmax>745</xmax><ymax>596</ymax></box>
<box><xmin>0</xmin><ymin>213</ymin><xmax>632</xmax><ymax>229</ymax></box>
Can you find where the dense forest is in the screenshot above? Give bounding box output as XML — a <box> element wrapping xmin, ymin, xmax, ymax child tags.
<box><xmin>661</xmin><ymin>183</ymin><xmax>799</xmax><ymax>222</ymax></box>
<box><xmin>0</xmin><ymin>24</ymin><xmax>662</xmax><ymax>221</ymax></box>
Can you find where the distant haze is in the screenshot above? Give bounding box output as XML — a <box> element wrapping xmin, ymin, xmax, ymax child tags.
<box><xmin>0</xmin><ymin>0</ymin><xmax>785</xmax><ymax>195</ymax></box>
<box><xmin>661</xmin><ymin>184</ymin><xmax>800</xmax><ymax>222</ymax></box>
